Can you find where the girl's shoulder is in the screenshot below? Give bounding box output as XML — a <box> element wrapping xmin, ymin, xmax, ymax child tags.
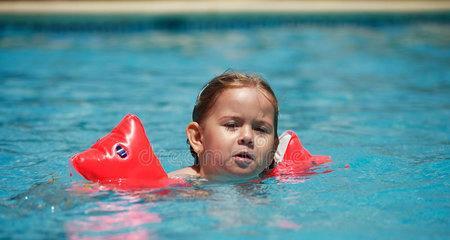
<box><xmin>168</xmin><ymin>166</ymin><xmax>200</xmax><ymax>179</ymax></box>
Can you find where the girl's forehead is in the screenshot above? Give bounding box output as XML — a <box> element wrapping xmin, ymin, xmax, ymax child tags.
<box><xmin>210</xmin><ymin>87</ymin><xmax>275</xmax><ymax>119</ymax></box>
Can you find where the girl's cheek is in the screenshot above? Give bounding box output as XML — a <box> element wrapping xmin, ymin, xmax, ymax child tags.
<box><xmin>256</xmin><ymin>135</ymin><xmax>272</xmax><ymax>148</ymax></box>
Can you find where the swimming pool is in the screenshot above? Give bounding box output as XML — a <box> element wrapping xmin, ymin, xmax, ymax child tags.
<box><xmin>0</xmin><ymin>13</ymin><xmax>449</xmax><ymax>239</ymax></box>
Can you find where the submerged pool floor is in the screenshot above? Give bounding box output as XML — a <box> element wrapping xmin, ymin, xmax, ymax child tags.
<box><xmin>0</xmin><ymin>15</ymin><xmax>449</xmax><ymax>239</ymax></box>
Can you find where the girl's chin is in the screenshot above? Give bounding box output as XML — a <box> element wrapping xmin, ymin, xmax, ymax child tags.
<box><xmin>226</xmin><ymin>166</ymin><xmax>261</xmax><ymax>179</ymax></box>
<box><xmin>232</xmin><ymin>156</ymin><xmax>254</xmax><ymax>169</ymax></box>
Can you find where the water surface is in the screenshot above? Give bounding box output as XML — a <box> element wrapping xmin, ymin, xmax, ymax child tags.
<box><xmin>0</xmin><ymin>16</ymin><xmax>449</xmax><ymax>239</ymax></box>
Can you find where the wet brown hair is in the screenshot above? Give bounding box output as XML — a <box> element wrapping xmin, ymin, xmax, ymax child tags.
<box><xmin>188</xmin><ymin>71</ymin><xmax>279</xmax><ymax>165</ymax></box>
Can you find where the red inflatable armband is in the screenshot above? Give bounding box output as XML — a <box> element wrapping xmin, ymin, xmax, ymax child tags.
<box><xmin>71</xmin><ymin>114</ymin><xmax>185</xmax><ymax>189</ymax></box>
<box><xmin>265</xmin><ymin>130</ymin><xmax>331</xmax><ymax>178</ymax></box>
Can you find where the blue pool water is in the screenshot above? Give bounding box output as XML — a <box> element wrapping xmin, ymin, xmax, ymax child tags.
<box><xmin>0</xmin><ymin>14</ymin><xmax>449</xmax><ymax>239</ymax></box>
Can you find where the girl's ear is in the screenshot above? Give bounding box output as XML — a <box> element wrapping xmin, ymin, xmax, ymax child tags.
<box><xmin>186</xmin><ymin>122</ymin><xmax>204</xmax><ymax>155</ymax></box>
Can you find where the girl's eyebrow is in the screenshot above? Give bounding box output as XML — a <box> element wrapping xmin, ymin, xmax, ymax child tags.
<box><xmin>254</xmin><ymin>119</ymin><xmax>272</xmax><ymax>126</ymax></box>
<box><xmin>218</xmin><ymin>115</ymin><xmax>242</xmax><ymax>121</ymax></box>
<box><xmin>218</xmin><ymin>116</ymin><xmax>274</xmax><ymax>129</ymax></box>
<box><xmin>254</xmin><ymin>120</ymin><xmax>274</xmax><ymax>130</ymax></box>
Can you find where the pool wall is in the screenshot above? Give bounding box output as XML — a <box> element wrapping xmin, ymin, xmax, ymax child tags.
<box><xmin>1</xmin><ymin>11</ymin><xmax>450</xmax><ymax>32</ymax></box>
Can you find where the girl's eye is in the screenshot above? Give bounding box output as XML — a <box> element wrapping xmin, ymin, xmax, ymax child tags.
<box><xmin>224</xmin><ymin>122</ymin><xmax>238</xmax><ymax>130</ymax></box>
<box><xmin>255</xmin><ymin>127</ymin><xmax>269</xmax><ymax>134</ymax></box>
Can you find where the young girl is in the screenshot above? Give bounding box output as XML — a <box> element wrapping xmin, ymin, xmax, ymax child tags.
<box><xmin>168</xmin><ymin>72</ymin><xmax>279</xmax><ymax>182</ymax></box>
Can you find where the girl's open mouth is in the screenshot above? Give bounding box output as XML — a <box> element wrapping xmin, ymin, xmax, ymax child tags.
<box><xmin>232</xmin><ymin>151</ymin><xmax>255</xmax><ymax>168</ymax></box>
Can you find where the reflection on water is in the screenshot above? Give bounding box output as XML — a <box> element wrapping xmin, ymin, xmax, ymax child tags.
<box><xmin>65</xmin><ymin>196</ymin><xmax>160</xmax><ymax>240</ymax></box>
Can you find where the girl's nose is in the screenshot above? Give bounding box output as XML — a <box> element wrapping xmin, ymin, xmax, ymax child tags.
<box><xmin>238</xmin><ymin>126</ymin><xmax>254</xmax><ymax>148</ymax></box>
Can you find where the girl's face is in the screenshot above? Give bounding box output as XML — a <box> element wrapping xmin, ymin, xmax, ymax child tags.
<box><xmin>197</xmin><ymin>87</ymin><xmax>277</xmax><ymax>181</ymax></box>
